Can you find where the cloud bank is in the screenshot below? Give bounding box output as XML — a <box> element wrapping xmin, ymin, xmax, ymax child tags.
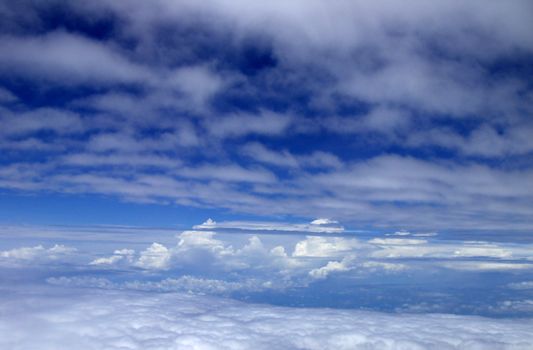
<box><xmin>1</xmin><ymin>286</ymin><xmax>532</xmax><ymax>350</ymax></box>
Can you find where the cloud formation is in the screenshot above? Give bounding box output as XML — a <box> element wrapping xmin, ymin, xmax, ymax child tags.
<box><xmin>1</xmin><ymin>286</ymin><xmax>532</xmax><ymax>350</ymax></box>
<box><xmin>0</xmin><ymin>0</ymin><xmax>532</xmax><ymax>230</ymax></box>
<box><xmin>0</xmin><ymin>244</ymin><xmax>77</xmax><ymax>266</ymax></box>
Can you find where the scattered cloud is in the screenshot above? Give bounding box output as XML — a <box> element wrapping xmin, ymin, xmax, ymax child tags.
<box><xmin>309</xmin><ymin>259</ymin><xmax>351</xmax><ymax>279</ymax></box>
<box><xmin>135</xmin><ymin>243</ymin><xmax>171</xmax><ymax>270</ymax></box>
<box><xmin>0</xmin><ymin>0</ymin><xmax>532</xmax><ymax>231</ymax></box>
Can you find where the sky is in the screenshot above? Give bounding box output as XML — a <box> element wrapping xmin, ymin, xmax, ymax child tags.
<box><xmin>1</xmin><ymin>0</ymin><xmax>533</xmax><ymax>348</ymax></box>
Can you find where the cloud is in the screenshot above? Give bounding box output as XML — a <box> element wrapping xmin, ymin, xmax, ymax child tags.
<box><xmin>0</xmin><ymin>108</ymin><xmax>84</xmax><ymax>137</ymax></box>
<box><xmin>89</xmin><ymin>248</ymin><xmax>135</xmax><ymax>266</ymax></box>
<box><xmin>310</xmin><ymin>218</ymin><xmax>338</xmax><ymax>225</ymax></box>
<box><xmin>0</xmin><ymin>87</ymin><xmax>18</xmax><ymax>103</ymax></box>
<box><xmin>0</xmin><ymin>31</ymin><xmax>152</xmax><ymax>85</ymax></box>
<box><xmin>206</xmin><ymin>110</ymin><xmax>293</xmax><ymax>139</ymax></box>
<box><xmin>1</xmin><ymin>285</ymin><xmax>532</xmax><ymax>350</ymax></box>
<box><xmin>292</xmin><ymin>236</ymin><xmax>358</xmax><ymax>257</ymax></box>
<box><xmin>309</xmin><ymin>259</ymin><xmax>351</xmax><ymax>279</ymax></box>
<box><xmin>0</xmin><ymin>0</ymin><xmax>532</xmax><ymax>231</ymax></box>
<box><xmin>135</xmin><ymin>242</ymin><xmax>171</xmax><ymax>270</ymax></box>
<box><xmin>178</xmin><ymin>164</ymin><xmax>277</xmax><ymax>183</ymax></box>
<box><xmin>194</xmin><ymin>218</ymin><xmax>344</xmax><ymax>234</ymax></box>
<box><xmin>369</xmin><ymin>238</ymin><xmax>427</xmax><ymax>245</ymax></box>
<box><xmin>441</xmin><ymin>261</ymin><xmax>533</xmax><ymax>271</ymax></box>
<box><xmin>369</xmin><ymin>239</ymin><xmax>524</xmax><ymax>260</ymax></box>
<box><xmin>47</xmin><ymin>275</ymin><xmax>265</xmax><ymax>295</ymax></box>
<box><xmin>360</xmin><ymin>261</ymin><xmax>408</xmax><ymax>272</ymax></box>
<box><xmin>241</xmin><ymin>142</ymin><xmax>342</xmax><ymax>169</ymax></box>
<box><xmin>0</xmin><ymin>244</ymin><xmax>77</xmax><ymax>265</ymax></box>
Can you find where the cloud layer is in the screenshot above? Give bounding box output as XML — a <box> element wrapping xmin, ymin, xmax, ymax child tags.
<box><xmin>2</xmin><ymin>220</ymin><xmax>532</xmax><ymax>317</ymax></box>
<box><xmin>1</xmin><ymin>286</ymin><xmax>532</xmax><ymax>350</ymax></box>
<box><xmin>0</xmin><ymin>0</ymin><xmax>532</xmax><ymax>230</ymax></box>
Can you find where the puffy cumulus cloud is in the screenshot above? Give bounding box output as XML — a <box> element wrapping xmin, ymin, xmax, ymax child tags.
<box><xmin>87</xmin><ymin>230</ymin><xmax>301</xmax><ymax>278</ymax></box>
<box><xmin>1</xmin><ymin>286</ymin><xmax>532</xmax><ymax>350</ymax></box>
<box><xmin>0</xmin><ymin>244</ymin><xmax>77</xmax><ymax>266</ymax></box>
<box><xmin>308</xmin><ymin>255</ymin><xmax>408</xmax><ymax>280</ymax></box>
<box><xmin>75</xmin><ymin>224</ymin><xmax>533</xmax><ymax>284</ymax></box>
<box><xmin>293</xmin><ymin>236</ymin><xmax>359</xmax><ymax>257</ymax></box>
<box><xmin>176</xmin><ymin>230</ymin><xmax>235</xmax><ymax>260</ymax></box>
<box><xmin>309</xmin><ymin>259</ymin><xmax>351</xmax><ymax>279</ymax></box>
<box><xmin>2</xmin><ymin>224</ymin><xmax>533</xmax><ymax>287</ymax></box>
<box><xmin>135</xmin><ymin>243</ymin><xmax>171</xmax><ymax>270</ymax></box>
<box><xmin>89</xmin><ymin>246</ymin><xmax>151</xmax><ymax>269</ymax></box>
<box><xmin>89</xmin><ymin>248</ymin><xmax>135</xmax><ymax>266</ymax></box>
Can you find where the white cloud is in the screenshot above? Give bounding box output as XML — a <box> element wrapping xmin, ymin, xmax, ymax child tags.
<box><xmin>441</xmin><ymin>261</ymin><xmax>533</xmax><ymax>271</ymax></box>
<box><xmin>90</xmin><ymin>249</ymin><xmax>135</xmax><ymax>266</ymax></box>
<box><xmin>135</xmin><ymin>243</ymin><xmax>171</xmax><ymax>270</ymax></box>
<box><xmin>241</xmin><ymin>142</ymin><xmax>342</xmax><ymax>170</ymax></box>
<box><xmin>0</xmin><ymin>31</ymin><xmax>152</xmax><ymax>84</ymax></box>
<box><xmin>491</xmin><ymin>300</ymin><xmax>533</xmax><ymax>314</ymax></box>
<box><xmin>386</xmin><ymin>230</ymin><xmax>411</xmax><ymax>236</ymax></box>
<box><xmin>47</xmin><ymin>275</ymin><xmax>265</xmax><ymax>295</ymax></box>
<box><xmin>309</xmin><ymin>259</ymin><xmax>350</xmax><ymax>279</ymax></box>
<box><xmin>310</xmin><ymin>218</ymin><xmax>338</xmax><ymax>225</ymax></box>
<box><xmin>166</xmin><ymin>65</ymin><xmax>223</xmax><ymax>110</ymax></box>
<box><xmin>0</xmin><ymin>245</ymin><xmax>46</xmax><ymax>260</ymax></box>
<box><xmin>0</xmin><ymin>244</ymin><xmax>77</xmax><ymax>265</ymax></box>
<box><xmin>293</xmin><ymin>236</ymin><xmax>358</xmax><ymax>257</ymax></box>
<box><xmin>194</xmin><ymin>218</ymin><xmax>344</xmax><ymax>234</ymax></box>
<box><xmin>0</xmin><ymin>0</ymin><xmax>532</xmax><ymax>232</ymax></box>
<box><xmin>177</xmin><ymin>230</ymin><xmax>233</xmax><ymax>256</ymax></box>
<box><xmin>360</xmin><ymin>261</ymin><xmax>408</xmax><ymax>272</ymax></box>
<box><xmin>369</xmin><ymin>238</ymin><xmax>427</xmax><ymax>245</ymax></box>
<box><xmin>412</xmin><ymin>232</ymin><xmax>438</xmax><ymax>237</ymax></box>
<box><xmin>370</xmin><ymin>240</ymin><xmax>524</xmax><ymax>260</ymax></box>
<box><xmin>1</xmin><ymin>285</ymin><xmax>532</xmax><ymax>350</ymax></box>
<box><xmin>178</xmin><ymin>164</ymin><xmax>277</xmax><ymax>183</ymax></box>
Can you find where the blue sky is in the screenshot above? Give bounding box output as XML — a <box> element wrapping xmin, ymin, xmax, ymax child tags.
<box><xmin>1</xmin><ymin>1</ymin><xmax>533</xmax><ymax>348</ymax></box>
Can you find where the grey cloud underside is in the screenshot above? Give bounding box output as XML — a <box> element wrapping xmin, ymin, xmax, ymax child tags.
<box><xmin>1</xmin><ymin>286</ymin><xmax>532</xmax><ymax>350</ymax></box>
<box><xmin>1</xmin><ymin>0</ymin><xmax>533</xmax><ymax>229</ymax></box>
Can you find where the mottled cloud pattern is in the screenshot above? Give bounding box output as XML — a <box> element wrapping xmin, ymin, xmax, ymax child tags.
<box><xmin>0</xmin><ymin>0</ymin><xmax>532</xmax><ymax>230</ymax></box>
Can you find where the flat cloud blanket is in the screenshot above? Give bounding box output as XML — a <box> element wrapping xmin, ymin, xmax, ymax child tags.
<box><xmin>1</xmin><ymin>287</ymin><xmax>532</xmax><ymax>350</ymax></box>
